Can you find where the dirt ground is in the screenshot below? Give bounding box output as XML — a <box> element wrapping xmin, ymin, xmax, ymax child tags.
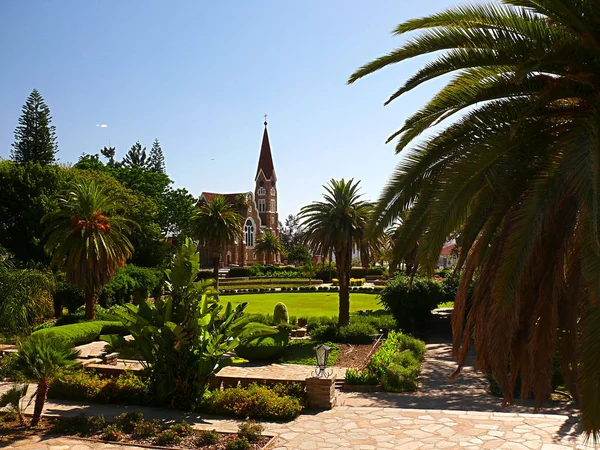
<box><xmin>334</xmin><ymin>340</ymin><xmax>381</xmax><ymax>369</ymax></box>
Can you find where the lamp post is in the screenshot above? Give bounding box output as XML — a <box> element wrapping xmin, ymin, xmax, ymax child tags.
<box><xmin>313</xmin><ymin>344</ymin><xmax>333</xmax><ymax>378</ymax></box>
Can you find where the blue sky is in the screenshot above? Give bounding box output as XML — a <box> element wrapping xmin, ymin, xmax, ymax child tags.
<box><xmin>0</xmin><ymin>1</ymin><xmax>450</xmax><ymax>218</ymax></box>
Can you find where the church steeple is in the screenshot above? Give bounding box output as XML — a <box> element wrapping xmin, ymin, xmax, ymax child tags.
<box><xmin>255</xmin><ymin>120</ymin><xmax>276</xmax><ymax>181</ymax></box>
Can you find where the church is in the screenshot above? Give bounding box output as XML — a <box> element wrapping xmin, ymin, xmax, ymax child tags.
<box><xmin>197</xmin><ymin>120</ymin><xmax>280</xmax><ymax>267</ymax></box>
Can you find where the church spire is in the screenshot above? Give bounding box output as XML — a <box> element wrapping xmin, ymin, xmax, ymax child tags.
<box><xmin>255</xmin><ymin>119</ymin><xmax>275</xmax><ymax>181</ymax></box>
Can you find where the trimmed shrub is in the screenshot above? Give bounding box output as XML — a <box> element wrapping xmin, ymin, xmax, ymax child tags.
<box><xmin>309</xmin><ymin>323</ymin><xmax>338</xmax><ymax>342</ymax></box>
<box><xmin>349</xmin><ymin>267</ymin><xmax>367</xmax><ymax>278</ymax></box>
<box><xmin>337</xmin><ymin>322</ymin><xmax>377</xmax><ymax>344</ymax></box>
<box><xmin>31</xmin><ymin>321</ymin><xmax>127</xmax><ymax>347</ymax></box>
<box><xmin>132</xmin><ymin>419</ymin><xmax>162</xmax><ymax>439</ymax></box>
<box><xmin>113</xmin><ymin>410</ymin><xmax>145</xmax><ymax>433</ymax></box>
<box><xmin>226</xmin><ymin>437</ymin><xmax>250</xmax><ymax>450</ymax></box>
<box><xmin>235</xmin><ymin>333</ymin><xmax>289</xmax><ymax>361</ymax></box>
<box><xmin>273</xmin><ymin>302</ymin><xmax>289</xmax><ymax>323</ymax></box>
<box><xmin>378</xmin><ymin>275</ymin><xmax>444</xmax><ymax>333</ymax></box>
<box><xmin>204</xmin><ymin>383</ymin><xmax>303</xmax><ymax>421</ymax></box>
<box><xmin>228</xmin><ymin>267</ymin><xmax>252</xmax><ymax>278</ymax></box>
<box><xmin>48</xmin><ymin>370</ymin><xmax>149</xmax><ymax>405</ymax></box>
<box><xmin>198</xmin><ymin>429</ymin><xmax>220</xmax><ymax>445</ymax></box>
<box><xmin>381</xmin><ymin>362</ymin><xmax>419</xmax><ymax>392</ymax></box>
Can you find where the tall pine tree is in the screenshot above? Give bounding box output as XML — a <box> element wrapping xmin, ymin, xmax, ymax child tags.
<box><xmin>11</xmin><ymin>89</ymin><xmax>58</xmax><ymax>165</ymax></box>
<box><xmin>122</xmin><ymin>142</ymin><xmax>148</xmax><ymax>168</ymax></box>
<box><xmin>149</xmin><ymin>138</ymin><xmax>166</xmax><ymax>173</ymax></box>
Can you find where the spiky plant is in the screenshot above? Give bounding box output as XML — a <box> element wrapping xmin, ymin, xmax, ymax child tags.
<box><xmin>349</xmin><ymin>0</ymin><xmax>600</xmax><ymax>437</ymax></box>
<box><xmin>42</xmin><ymin>180</ymin><xmax>135</xmax><ymax>320</ymax></box>
<box><xmin>254</xmin><ymin>230</ymin><xmax>284</xmax><ymax>265</ymax></box>
<box><xmin>193</xmin><ymin>195</ymin><xmax>243</xmax><ymax>291</ymax></box>
<box><xmin>0</xmin><ymin>384</ymin><xmax>29</xmax><ymax>425</ymax></box>
<box><xmin>300</xmin><ymin>179</ymin><xmax>371</xmax><ymax>325</ymax></box>
<box><xmin>16</xmin><ymin>337</ymin><xmax>79</xmax><ymax>426</ymax></box>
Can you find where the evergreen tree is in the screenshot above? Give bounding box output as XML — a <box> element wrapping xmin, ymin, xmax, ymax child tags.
<box><xmin>11</xmin><ymin>89</ymin><xmax>58</xmax><ymax>165</ymax></box>
<box><xmin>149</xmin><ymin>138</ymin><xmax>166</xmax><ymax>173</ymax></box>
<box><xmin>100</xmin><ymin>146</ymin><xmax>117</xmax><ymax>167</ymax></box>
<box><xmin>122</xmin><ymin>142</ymin><xmax>148</xmax><ymax>169</ymax></box>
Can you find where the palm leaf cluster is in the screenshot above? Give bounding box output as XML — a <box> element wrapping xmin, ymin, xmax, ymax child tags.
<box><xmin>300</xmin><ymin>179</ymin><xmax>371</xmax><ymax>325</ymax></box>
<box><xmin>254</xmin><ymin>230</ymin><xmax>284</xmax><ymax>263</ymax></box>
<box><xmin>43</xmin><ymin>180</ymin><xmax>135</xmax><ymax>319</ymax></box>
<box><xmin>349</xmin><ymin>0</ymin><xmax>600</xmax><ymax>436</ymax></box>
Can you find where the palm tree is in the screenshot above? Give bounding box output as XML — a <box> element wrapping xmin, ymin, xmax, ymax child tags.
<box><xmin>301</xmin><ymin>179</ymin><xmax>371</xmax><ymax>326</ymax></box>
<box><xmin>42</xmin><ymin>180</ymin><xmax>135</xmax><ymax>320</ymax></box>
<box><xmin>193</xmin><ymin>195</ymin><xmax>243</xmax><ymax>291</ymax></box>
<box><xmin>16</xmin><ymin>336</ymin><xmax>79</xmax><ymax>426</ymax></box>
<box><xmin>349</xmin><ymin>0</ymin><xmax>600</xmax><ymax>436</ymax></box>
<box><xmin>254</xmin><ymin>230</ymin><xmax>284</xmax><ymax>264</ymax></box>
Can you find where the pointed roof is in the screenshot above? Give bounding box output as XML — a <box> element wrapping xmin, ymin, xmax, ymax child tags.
<box><xmin>255</xmin><ymin>122</ymin><xmax>275</xmax><ymax>180</ymax></box>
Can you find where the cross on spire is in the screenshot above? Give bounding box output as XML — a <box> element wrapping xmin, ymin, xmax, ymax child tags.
<box><xmin>264</xmin><ymin>113</ymin><xmax>268</xmax><ymax>126</ymax></box>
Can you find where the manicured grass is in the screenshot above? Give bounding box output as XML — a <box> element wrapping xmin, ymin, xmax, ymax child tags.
<box><xmin>227</xmin><ymin>292</ymin><xmax>382</xmax><ymax>317</ymax></box>
<box><xmin>279</xmin><ymin>340</ymin><xmax>339</xmax><ymax>365</ymax></box>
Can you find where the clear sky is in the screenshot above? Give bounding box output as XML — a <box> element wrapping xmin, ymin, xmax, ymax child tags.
<box><xmin>0</xmin><ymin>1</ymin><xmax>450</xmax><ymax>218</ymax></box>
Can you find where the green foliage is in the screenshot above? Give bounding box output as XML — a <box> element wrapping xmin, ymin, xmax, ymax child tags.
<box><xmin>203</xmin><ymin>383</ymin><xmax>303</xmax><ymax>420</ymax></box>
<box><xmin>113</xmin><ymin>411</ymin><xmax>145</xmax><ymax>433</ymax></box>
<box><xmin>169</xmin><ymin>420</ymin><xmax>192</xmax><ymax>437</ymax></box>
<box><xmin>226</xmin><ymin>437</ymin><xmax>250</xmax><ymax>450</ymax></box>
<box><xmin>198</xmin><ymin>429</ymin><xmax>220</xmax><ymax>445</ymax></box>
<box><xmin>273</xmin><ymin>302</ymin><xmax>289</xmax><ymax>323</ymax></box>
<box><xmin>102</xmin><ymin>424</ymin><xmax>123</xmax><ymax>441</ymax></box>
<box><xmin>16</xmin><ymin>336</ymin><xmax>80</xmax><ymax>382</ymax></box>
<box><xmin>31</xmin><ymin>321</ymin><xmax>127</xmax><ymax>347</ymax></box>
<box><xmin>236</xmin><ymin>332</ymin><xmax>289</xmax><ymax>361</ymax></box>
<box><xmin>52</xmin><ymin>414</ymin><xmax>106</xmax><ymax>435</ymax></box>
<box><xmin>0</xmin><ymin>384</ymin><xmax>28</xmax><ymax>424</ymax></box>
<box><xmin>158</xmin><ymin>187</ymin><xmax>195</xmax><ymax>237</ymax></box>
<box><xmin>122</xmin><ymin>142</ymin><xmax>149</xmax><ymax>170</ymax></box>
<box><xmin>278</xmin><ymin>340</ymin><xmax>339</xmax><ymax>366</ymax></box>
<box><xmin>132</xmin><ymin>419</ymin><xmax>162</xmax><ymax>439</ymax></box>
<box><xmin>0</xmin><ymin>265</ymin><xmax>55</xmax><ymax>335</ymax></box>
<box><xmin>54</xmin><ymin>280</ymin><xmax>85</xmax><ymax>313</ymax></box>
<box><xmin>0</xmin><ymin>352</ymin><xmax>23</xmax><ymax>381</ymax></box>
<box><xmin>378</xmin><ymin>275</ymin><xmax>444</xmax><ymax>334</ymax></box>
<box><xmin>154</xmin><ymin>429</ymin><xmax>182</xmax><ymax>446</ymax></box>
<box><xmin>337</xmin><ymin>322</ymin><xmax>377</xmax><ymax>344</ymax></box>
<box><xmin>117</xmin><ymin>238</ymin><xmax>275</xmax><ymax>407</ymax></box>
<box><xmin>287</xmin><ymin>244</ymin><xmax>311</xmax><ymax>265</ymax></box>
<box><xmin>254</xmin><ymin>230</ymin><xmax>285</xmax><ymax>260</ymax></box>
<box><xmin>99</xmin><ymin>264</ymin><xmax>162</xmax><ymax>306</ymax></box>
<box><xmin>345</xmin><ymin>331</ymin><xmax>424</xmax><ymax>390</ymax></box>
<box><xmin>148</xmin><ymin>139</ymin><xmax>166</xmax><ymax>174</ymax></box>
<box><xmin>49</xmin><ymin>370</ymin><xmax>149</xmax><ymax>405</ymax></box>
<box><xmin>11</xmin><ymin>89</ymin><xmax>58</xmax><ymax>165</ymax></box>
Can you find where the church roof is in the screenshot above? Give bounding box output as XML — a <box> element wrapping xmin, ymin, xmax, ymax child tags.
<box><xmin>255</xmin><ymin>123</ymin><xmax>275</xmax><ymax>180</ymax></box>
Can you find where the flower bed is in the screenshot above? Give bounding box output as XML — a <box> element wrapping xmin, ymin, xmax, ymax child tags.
<box><xmin>344</xmin><ymin>330</ymin><xmax>425</xmax><ymax>392</ymax></box>
<box><xmin>1</xmin><ymin>411</ymin><xmax>273</xmax><ymax>449</ymax></box>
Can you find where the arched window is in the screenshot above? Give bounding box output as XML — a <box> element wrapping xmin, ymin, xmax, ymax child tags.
<box><xmin>245</xmin><ymin>218</ymin><xmax>255</xmax><ymax>247</ymax></box>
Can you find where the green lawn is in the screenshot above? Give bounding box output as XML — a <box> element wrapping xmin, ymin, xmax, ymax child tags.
<box><xmin>226</xmin><ymin>292</ymin><xmax>382</xmax><ymax>317</ymax></box>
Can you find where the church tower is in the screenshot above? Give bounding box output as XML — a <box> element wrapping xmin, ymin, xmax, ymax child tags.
<box><xmin>254</xmin><ymin>119</ymin><xmax>278</xmax><ymax>236</ymax></box>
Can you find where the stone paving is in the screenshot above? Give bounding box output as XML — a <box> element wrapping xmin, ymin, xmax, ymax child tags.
<box><xmin>214</xmin><ymin>362</ymin><xmax>347</xmax><ymax>384</ymax></box>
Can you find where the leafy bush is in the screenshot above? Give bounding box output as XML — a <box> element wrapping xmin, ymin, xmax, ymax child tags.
<box><xmin>226</xmin><ymin>437</ymin><xmax>250</xmax><ymax>450</ymax></box>
<box><xmin>102</xmin><ymin>424</ymin><xmax>123</xmax><ymax>441</ymax></box>
<box><xmin>273</xmin><ymin>302</ymin><xmax>289</xmax><ymax>323</ymax></box>
<box><xmin>132</xmin><ymin>419</ymin><xmax>162</xmax><ymax>439</ymax></box>
<box><xmin>198</xmin><ymin>429</ymin><xmax>220</xmax><ymax>445</ymax></box>
<box><xmin>203</xmin><ymin>383</ymin><xmax>303</xmax><ymax>420</ymax></box>
<box><xmin>378</xmin><ymin>275</ymin><xmax>444</xmax><ymax>333</ymax></box>
<box><xmin>155</xmin><ymin>429</ymin><xmax>182</xmax><ymax>446</ymax></box>
<box><xmin>99</xmin><ymin>264</ymin><xmax>162</xmax><ymax>306</ymax></box>
<box><xmin>53</xmin><ymin>281</ymin><xmax>85</xmax><ymax>314</ymax></box>
<box><xmin>48</xmin><ymin>370</ymin><xmax>149</xmax><ymax>405</ymax></box>
<box><xmin>31</xmin><ymin>321</ymin><xmax>127</xmax><ymax>347</ymax></box>
<box><xmin>353</xmin><ymin>312</ymin><xmax>397</xmax><ymax>330</ymax></box>
<box><xmin>366</xmin><ymin>266</ymin><xmax>387</xmax><ymax>277</ymax></box>
<box><xmin>314</xmin><ymin>262</ymin><xmax>336</xmax><ymax>282</ymax></box>
<box><xmin>337</xmin><ymin>322</ymin><xmax>377</xmax><ymax>344</ymax></box>
<box><xmin>113</xmin><ymin>410</ymin><xmax>145</xmax><ymax>433</ymax></box>
<box><xmin>170</xmin><ymin>420</ymin><xmax>192</xmax><ymax>436</ymax></box>
<box><xmin>381</xmin><ymin>362</ymin><xmax>419</xmax><ymax>392</ymax></box>
<box><xmin>0</xmin><ymin>352</ymin><xmax>23</xmax><ymax>381</ymax></box>
<box><xmin>309</xmin><ymin>323</ymin><xmax>338</xmax><ymax>342</ymax></box>
<box><xmin>235</xmin><ymin>332</ymin><xmax>289</xmax><ymax>361</ymax></box>
<box><xmin>52</xmin><ymin>414</ymin><xmax>106</xmax><ymax>435</ymax></box>
<box><xmin>238</xmin><ymin>419</ymin><xmax>264</xmax><ymax>442</ymax></box>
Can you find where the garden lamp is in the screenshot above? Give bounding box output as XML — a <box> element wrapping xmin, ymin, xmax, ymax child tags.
<box><xmin>313</xmin><ymin>344</ymin><xmax>333</xmax><ymax>378</ymax></box>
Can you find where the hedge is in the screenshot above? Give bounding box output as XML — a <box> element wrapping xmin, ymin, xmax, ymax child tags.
<box><xmin>202</xmin><ymin>383</ymin><xmax>303</xmax><ymax>421</ymax></box>
<box><xmin>49</xmin><ymin>370</ymin><xmax>149</xmax><ymax>404</ymax></box>
<box><xmin>31</xmin><ymin>321</ymin><xmax>128</xmax><ymax>347</ymax></box>
<box><xmin>235</xmin><ymin>332</ymin><xmax>289</xmax><ymax>361</ymax></box>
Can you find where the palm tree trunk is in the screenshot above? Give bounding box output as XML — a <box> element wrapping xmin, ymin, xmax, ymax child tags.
<box><xmin>84</xmin><ymin>288</ymin><xmax>95</xmax><ymax>320</ymax></box>
<box><xmin>337</xmin><ymin>248</ymin><xmax>351</xmax><ymax>326</ymax></box>
<box><xmin>212</xmin><ymin>257</ymin><xmax>220</xmax><ymax>292</ymax></box>
<box><xmin>30</xmin><ymin>378</ymin><xmax>48</xmax><ymax>427</ymax></box>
